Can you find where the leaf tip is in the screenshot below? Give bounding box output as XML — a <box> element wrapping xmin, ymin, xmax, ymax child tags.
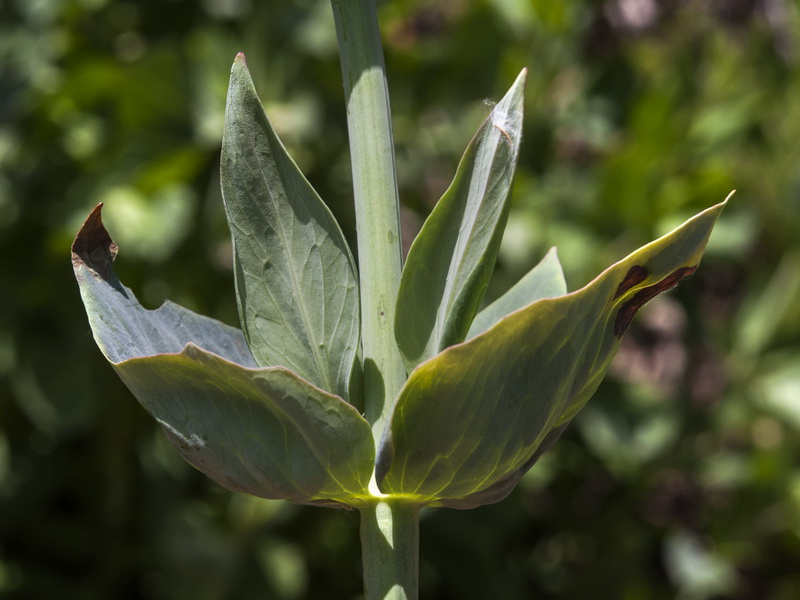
<box><xmin>231</xmin><ymin>52</ymin><xmax>250</xmax><ymax>79</ymax></box>
<box><xmin>490</xmin><ymin>69</ymin><xmax>527</xmax><ymax>143</ymax></box>
<box><xmin>508</xmin><ymin>68</ymin><xmax>528</xmax><ymax>100</ymax></box>
<box><xmin>71</xmin><ymin>203</ymin><xmax>118</xmax><ymax>280</ymax></box>
<box><xmin>723</xmin><ymin>189</ymin><xmax>736</xmax><ymax>205</ymax></box>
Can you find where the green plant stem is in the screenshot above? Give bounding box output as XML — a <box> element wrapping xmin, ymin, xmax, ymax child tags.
<box><xmin>360</xmin><ymin>500</ymin><xmax>421</xmax><ymax>600</ymax></box>
<box><xmin>331</xmin><ymin>0</ymin><xmax>406</xmax><ymax>438</ymax></box>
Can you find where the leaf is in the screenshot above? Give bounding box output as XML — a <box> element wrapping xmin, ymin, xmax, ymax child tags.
<box><xmin>221</xmin><ymin>53</ymin><xmax>360</xmax><ymax>399</ymax></box>
<box><xmin>394</xmin><ymin>70</ymin><xmax>527</xmax><ymax>372</ymax></box>
<box><xmin>376</xmin><ymin>200</ymin><xmax>727</xmax><ymax>507</ymax></box>
<box><xmin>72</xmin><ymin>205</ymin><xmax>256</xmax><ymax>366</ymax></box>
<box><xmin>435</xmin><ymin>423</ymin><xmax>568</xmax><ymax>510</ymax></box>
<box><xmin>72</xmin><ymin>205</ymin><xmax>374</xmax><ymax>506</ymax></box>
<box><xmin>467</xmin><ymin>247</ymin><xmax>566</xmax><ymax>339</ymax></box>
<box><xmin>116</xmin><ymin>346</ymin><xmax>374</xmax><ymax>507</ymax></box>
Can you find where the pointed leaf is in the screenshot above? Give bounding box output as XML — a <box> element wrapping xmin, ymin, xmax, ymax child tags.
<box><xmin>72</xmin><ymin>205</ymin><xmax>256</xmax><ymax>366</ymax></box>
<box><xmin>467</xmin><ymin>247</ymin><xmax>567</xmax><ymax>339</ymax></box>
<box><xmin>72</xmin><ymin>205</ymin><xmax>374</xmax><ymax>506</ymax></box>
<box><xmin>377</xmin><ymin>201</ymin><xmax>727</xmax><ymax>507</ymax></box>
<box><xmin>394</xmin><ymin>70</ymin><xmax>527</xmax><ymax>371</ymax></box>
<box><xmin>221</xmin><ymin>53</ymin><xmax>359</xmax><ymax>399</ymax></box>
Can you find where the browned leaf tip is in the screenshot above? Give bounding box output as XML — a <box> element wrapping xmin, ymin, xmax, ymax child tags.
<box><xmin>70</xmin><ymin>203</ymin><xmax>118</xmax><ymax>280</ymax></box>
<box><xmin>613</xmin><ymin>266</ymin><xmax>697</xmax><ymax>339</ymax></box>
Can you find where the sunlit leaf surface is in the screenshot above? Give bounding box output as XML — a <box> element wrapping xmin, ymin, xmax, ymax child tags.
<box><xmin>395</xmin><ymin>70</ymin><xmax>527</xmax><ymax>372</ymax></box>
<box><xmin>377</xmin><ymin>201</ymin><xmax>727</xmax><ymax>507</ymax></box>
<box><xmin>221</xmin><ymin>54</ymin><xmax>360</xmax><ymax>400</ymax></box>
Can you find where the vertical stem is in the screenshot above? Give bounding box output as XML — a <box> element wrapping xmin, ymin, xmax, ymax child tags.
<box><xmin>331</xmin><ymin>0</ymin><xmax>406</xmax><ymax>438</ymax></box>
<box><xmin>360</xmin><ymin>500</ymin><xmax>421</xmax><ymax>600</ymax></box>
<box><xmin>331</xmin><ymin>6</ymin><xmax>418</xmax><ymax>598</ymax></box>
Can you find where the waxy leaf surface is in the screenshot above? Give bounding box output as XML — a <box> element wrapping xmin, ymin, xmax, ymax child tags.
<box><xmin>222</xmin><ymin>53</ymin><xmax>359</xmax><ymax>399</ymax></box>
<box><xmin>395</xmin><ymin>70</ymin><xmax>527</xmax><ymax>372</ymax></box>
<box><xmin>377</xmin><ymin>201</ymin><xmax>726</xmax><ymax>508</ymax></box>
<box><xmin>72</xmin><ymin>205</ymin><xmax>374</xmax><ymax>507</ymax></box>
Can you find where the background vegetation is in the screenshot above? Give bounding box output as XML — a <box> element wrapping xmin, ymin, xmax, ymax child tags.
<box><xmin>2</xmin><ymin>0</ymin><xmax>800</xmax><ymax>598</ymax></box>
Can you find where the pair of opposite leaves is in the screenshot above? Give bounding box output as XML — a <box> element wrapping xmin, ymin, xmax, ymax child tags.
<box><xmin>72</xmin><ymin>54</ymin><xmax>726</xmax><ymax>510</ymax></box>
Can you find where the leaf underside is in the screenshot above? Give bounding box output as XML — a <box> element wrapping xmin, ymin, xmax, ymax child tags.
<box><xmin>117</xmin><ymin>345</ymin><xmax>374</xmax><ymax>507</ymax></box>
<box><xmin>394</xmin><ymin>70</ymin><xmax>527</xmax><ymax>372</ymax></box>
<box><xmin>221</xmin><ymin>53</ymin><xmax>360</xmax><ymax>400</ymax></box>
<box><xmin>377</xmin><ymin>200</ymin><xmax>727</xmax><ymax>508</ymax></box>
<box><xmin>72</xmin><ymin>205</ymin><xmax>374</xmax><ymax>507</ymax></box>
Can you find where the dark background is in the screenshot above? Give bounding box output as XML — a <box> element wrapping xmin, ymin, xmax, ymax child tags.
<box><xmin>2</xmin><ymin>0</ymin><xmax>800</xmax><ymax>598</ymax></box>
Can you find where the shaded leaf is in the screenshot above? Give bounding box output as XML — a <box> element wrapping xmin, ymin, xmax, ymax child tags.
<box><xmin>117</xmin><ymin>346</ymin><xmax>374</xmax><ymax>507</ymax></box>
<box><xmin>221</xmin><ymin>53</ymin><xmax>360</xmax><ymax>399</ymax></box>
<box><xmin>72</xmin><ymin>205</ymin><xmax>374</xmax><ymax>506</ymax></box>
<box><xmin>467</xmin><ymin>247</ymin><xmax>566</xmax><ymax>339</ymax></box>
<box><xmin>394</xmin><ymin>70</ymin><xmax>527</xmax><ymax>371</ymax></box>
<box><xmin>436</xmin><ymin>424</ymin><xmax>568</xmax><ymax>510</ymax></box>
<box><xmin>377</xmin><ymin>200</ymin><xmax>727</xmax><ymax>506</ymax></box>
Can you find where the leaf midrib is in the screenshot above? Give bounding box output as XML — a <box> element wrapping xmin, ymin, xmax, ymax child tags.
<box><xmin>238</xmin><ymin>99</ymin><xmax>334</xmax><ymax>394</ymax></box>
<box><xmin>434</xmin><ymin>124</ymin><xmax>505</xmax><ymax>354</ymax></box>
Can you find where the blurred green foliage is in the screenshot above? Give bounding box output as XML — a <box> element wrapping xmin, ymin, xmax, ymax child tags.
<box><xmin>2</xmin><ymin>0</ymin><xmax>800</xmax><ymax>598</ymax></box>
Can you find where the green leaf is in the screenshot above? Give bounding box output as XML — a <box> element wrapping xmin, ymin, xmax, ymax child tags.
<box><xmin>72</xmin><ymin>206</ymin><xmax>256</xmax><ymax>366</ymax></box>
<box><xmin>467</xmin><ymin>247</ymin><xmax>567</xmax><ymax>339</ymax></box>
<box><xmin>117</xmin><ymin>346</ymin><xmax>374</xmax><ymax>507</ymax></box>
<box><xmin>221</xmin><ymin>53</ymin><xmax>360</xmax><ymax>399</ymax></box>
<box><xmin>394</xmin><ymin>70</ymin><xmax>527</xmax><ymax>372</ymax></box>
<box><xmin>377</xmin><ymin>200</ymin><xmax>727</xmax><ymax>507</ymax></box>
<box><xmin>72</xmin><ymin>205</ymin><xmax>374</xmax><ymax>506</ymax></box>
